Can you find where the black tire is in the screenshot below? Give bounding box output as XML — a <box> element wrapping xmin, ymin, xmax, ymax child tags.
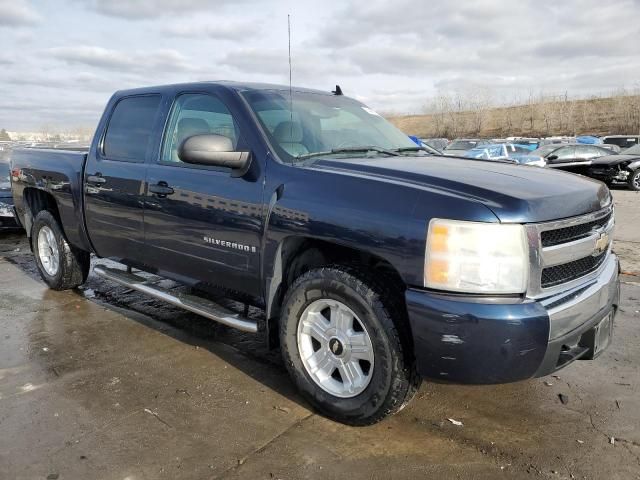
<box><xmin>628</xmin><ymin>169</ymin><xmax>640</xmax><ymax>191</ymax></box>
<box><xmin>32</xmin><ymin>210</ymin><xmax>90</xmax><ymax>290</ymax></box>
<box><xmin>280</xmin><ymin>266</ymin><xmax>421</xmax><ymax>425</ymax></box>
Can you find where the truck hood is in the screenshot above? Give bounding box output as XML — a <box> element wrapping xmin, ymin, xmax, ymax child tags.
<box><xmin>309</xmin><ymin>156</ymin><xmax>611</xmax><ymax>223</ymax></box>
<box><xmin>591</xmin><ymin>154</ymin><xmax>640</xmax><ymax>166</ymax></box>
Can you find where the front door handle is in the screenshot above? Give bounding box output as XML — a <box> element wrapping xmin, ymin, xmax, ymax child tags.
<box><xmin>87</xmin><ymin>173</ymin><xmax>106</xmax><ymax>185</ymax></box>
<box><xmin>149</xmin><ymin>181</ymin><xmax>174</xmax><ymax>197</ymax></box>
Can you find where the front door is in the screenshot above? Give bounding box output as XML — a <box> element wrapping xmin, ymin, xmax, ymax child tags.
<box><xmin>144</xmin><ymin>92</ymin><xmax>264</xmax><ymax>298</ymax></box>
<box><xmin>84</xmin><ymin>95</ymin><xmax>162</xmax><ymax>262</ymax></box>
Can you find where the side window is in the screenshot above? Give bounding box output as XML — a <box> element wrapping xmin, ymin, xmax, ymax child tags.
<box><xmin>161</xmin><ymin>94</ymin><xmax>239</xmax><ymax>164</ymax></box>
<box><xmin>553</xmin><ymin>146</ymin><xmax>575</xmax><ymax>159</ymax></box>
<box><xmin>103</xmin><ymin>95</ymin><xmax>161</xmax><ymax>161</ymax></box>
<box><xmin>574</xmin><ymin>146</ymin><xmax>596</xmax><ymax>159</ymax></box>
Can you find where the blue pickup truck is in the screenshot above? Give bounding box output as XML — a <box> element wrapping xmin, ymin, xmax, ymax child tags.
<box><xmin>9</xmin><ymin>82</ymin><xmax>619</xmax><ymax>425</ymax></box>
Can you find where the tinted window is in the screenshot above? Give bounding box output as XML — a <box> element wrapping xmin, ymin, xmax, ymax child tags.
<box><xmin>553</xmin><ymin>146</ymin><xmax>575</xmax><ymax>159</ymax></box>
<box><xmin>162</xmin><ymin>94</ymin><xmax>239</xmax><ymax>163</ymax></box>
<box><xmin>603</xmin><ymin>137</ymin><xmax>639</xmax><ymax>148</ymax></box>
<box><xmin>104</xmin><ymin>95</ymin><xmax>161</xmax><ymax>161</ymax></box>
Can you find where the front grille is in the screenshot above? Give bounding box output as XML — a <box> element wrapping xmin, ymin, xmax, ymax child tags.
<box><xmin>541</xmin><ymin>211</ymin><xmax>612</xmax><ymax>247</ymax></box>
<box><xmin>541</xmin><ymin>251</ymin><xmax>607</xmax><ymax>288</ymax></box>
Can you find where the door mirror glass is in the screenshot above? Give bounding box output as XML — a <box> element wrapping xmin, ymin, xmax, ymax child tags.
<box><xmin>546</xmin><ymin>154</ymin><xmax>558</xmax><ymax>161</ymax></box>
<box><xmin>178</xmin><ymin>134</ymin><xmax>251</xmax><ymax>175</ymax></box>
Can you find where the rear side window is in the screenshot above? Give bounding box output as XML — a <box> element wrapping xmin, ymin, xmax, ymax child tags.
<box><xmin>553</xmin><ymin>146</ymin><xmax>575</xmax><ymax>159</ymax></box>
<box><xmin>103</xmin><ymin>95</ymin><xmax>161</xmax><ymax>161</ymax></box>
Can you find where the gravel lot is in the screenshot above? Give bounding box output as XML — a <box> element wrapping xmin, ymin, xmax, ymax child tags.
<box><xmin>1</xmin><ymin>189</ymin><xmax>639</xmax><ymax>480</ymax></box>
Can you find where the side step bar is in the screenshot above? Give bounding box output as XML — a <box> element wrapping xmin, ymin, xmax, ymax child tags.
<box><xmin>93</xmin><ymin>265</ymin><xmax>258</xmax><ymax>333</ymax></box>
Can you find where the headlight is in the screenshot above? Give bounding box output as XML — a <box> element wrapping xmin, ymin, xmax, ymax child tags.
<box><xmin>0</xmin><ymin>201</ymin><xmax>15</xmax><ymax>218</ymax></box>
<box><xmin>425</xmin><ymin>219</ymin><xmax>528</xmax><ymax>294</ymax></box>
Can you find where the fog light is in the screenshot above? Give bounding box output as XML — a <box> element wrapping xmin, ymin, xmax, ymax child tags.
<box><xmin>0</xmin><ymin>202</ymin><xmax>15</xmax><ymax>218</ymax></box>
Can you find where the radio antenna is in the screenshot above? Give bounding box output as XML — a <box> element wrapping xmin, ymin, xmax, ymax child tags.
<box><xmin>287</xmin><ymin>14</ymin><xmax>293</xmax><ymax>131</ymax></box>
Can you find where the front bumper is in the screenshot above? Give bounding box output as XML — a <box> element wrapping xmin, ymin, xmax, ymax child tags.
<box><xmin>589</xmin><ymin>166</ymin><xmax>629</xmax><ymax>183</ymax></box>
<box><xmin>0</xmin><ymin>196</ymin><xmax>19</xmax><ymax>230</ymax></box>
<box><xmin>406</xmin><ymin>254</ymin><xmax>619</xmax><ymax>384</ymax></box>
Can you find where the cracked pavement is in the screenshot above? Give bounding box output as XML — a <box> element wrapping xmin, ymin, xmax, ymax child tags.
<box><xmin>0</xmin><ymin>190</ymin><xmax>639</xmax><ymax>480</ymax></box>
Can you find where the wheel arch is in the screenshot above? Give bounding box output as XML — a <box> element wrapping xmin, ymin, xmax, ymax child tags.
<box><xmin>22</xmin><ymin>188</ymin><xmax>63</xmax><ymax>240</ymax></box>
<box><xmin>265</xmin><ymin>236</ymin><xmax>409</xmax><ymax>348</ymax></box>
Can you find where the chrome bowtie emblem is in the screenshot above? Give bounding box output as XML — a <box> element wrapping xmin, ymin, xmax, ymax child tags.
<box><xmin>329</xmin><ymin>338</ymin><xmax>344</xmax><ymax>356</ymax></box>
<box><xmin>593</xmin><ymin>231</ymin><xmax>610</xmax><ymax>256</ymax></box>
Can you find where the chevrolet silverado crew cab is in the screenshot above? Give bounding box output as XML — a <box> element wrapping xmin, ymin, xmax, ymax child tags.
<box><xmin>9</xmin><ymin>82</ymin><xmax>619</xmax><ymax>425</ymax></box>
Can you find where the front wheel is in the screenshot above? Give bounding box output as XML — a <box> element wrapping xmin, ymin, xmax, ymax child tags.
<box><xmin>32</xmin><ymin>210</ymin><xmax>90</xmax><ymax>290</ymax></box>
<box><xmin>280</xmin><ymin>266</ymin><xmax>420</xmax><ymax>425</ymax></box>
<box><xmin>628</xmin><ymin>169</ymin><xmax>640</xmax><ymax>191</ymax></box>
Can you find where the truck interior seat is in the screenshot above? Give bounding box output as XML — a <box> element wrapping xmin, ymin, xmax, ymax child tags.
<box><xmin>273</xmin><ymin>121</ymin><xmax>309</xmax><ymax>157</ymax></box>
<box><xmin>172</xmin><ymin>118</ymin><xmax>212</xmax><ymax>162</ymax></box>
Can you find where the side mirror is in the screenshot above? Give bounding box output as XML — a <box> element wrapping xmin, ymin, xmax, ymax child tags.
<box><xmin>178</xmin><ymin>134</ymin><xmax>251</xmax><ymax>177</ymax></box>
<box><xmin>546</xmin><ymin>154</ymin><xmax>558</xmax><ymax>162</ymax></box>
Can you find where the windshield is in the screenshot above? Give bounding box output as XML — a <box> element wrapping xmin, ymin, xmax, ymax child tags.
<box><xmin>240</xmin><ymin>90</ymin><xmax>417</xmax><ymax>162</ymax></box>
<box><xmin>622</xmin><ymin>144</ymin><xmax>640</xmax><ymax>155</ymax></box>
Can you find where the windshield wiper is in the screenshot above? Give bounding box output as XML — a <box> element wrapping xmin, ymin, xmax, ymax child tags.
<box><xmin>393</xmin><ymin>146</ymin><xmax>439</xmax><ymax>155</ymax></box>
<box><xmin>296</xmin><ymin>146</ymin><xmax>401</xmax><ymax>160</ymax></box>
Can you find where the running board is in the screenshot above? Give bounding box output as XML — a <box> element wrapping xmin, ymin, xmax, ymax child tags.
<box><xmin>93</xmin><ymin>265</ymin><xmax>258</xmax><ymax>333</ymax></box>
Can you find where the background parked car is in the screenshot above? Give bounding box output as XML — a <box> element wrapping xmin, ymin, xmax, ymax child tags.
<box><xmin>443</xmin><ymin>138</ymin><xmax>492</xmax><ymax>156</ymax></box>
<box><xmin>530</xmin><ymin>144</ymin><xmax>612</xmax><ymax>175</ymax></box>
<box><xmin>601</xmin><ymin>135</ymin><xmax>640</xmax><ymax>150</ymax></box>
<box><xmin>464</xmin><ymin>143</ymin><xmax>545</xmax><ymax>167</ymax></box>
<box><xmin>574</xmin><ymin>135</ymin><xmax>620</xmax><ymax>153</ymax></box>
<box><xmin>0</xmin><ymin>157</ymin><xmax>20</xmax><ymax>230</ymax></box>
<box><xmin>588</xmin><ymin>143</ymin><xmax>640</xmax><ymax>191</ymax></box>
<box><xmin>576</xmin><ymin>135</ymin><xmax>601</xmax><ymax>145</ymax></box>
<box><xmin>420</xmin><ymin>137</ymin><xmax>449</xmax><ymax>151</ymax></box>
<box><xmin>540</xmin><ymin>136</ymin><xmax>576</xmax><ymax>146</ymax></box>
<box><xmin>493</xmin><ymin>138</ymin><xmax>540</xmax><ymax>151</ymax></box>
<box><xmin>510</xmin><ymin>138</ymin><xmax>541</xmax><ymax>151</ymax></box>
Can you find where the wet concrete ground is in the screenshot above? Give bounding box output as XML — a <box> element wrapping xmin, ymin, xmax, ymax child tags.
<box><xmin>1</xmin><ymin>189</ymin><xmax>639</xmax><ymax>480</ymax></box>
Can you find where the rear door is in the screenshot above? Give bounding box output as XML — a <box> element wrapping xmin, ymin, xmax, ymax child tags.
<box><xmin>143</xmin><ymin>91</ymin><xmax>264</xmax><ymax>298</ymax></box>
<box><xmin>84</xmin><ymin>95</ymin><xmax>162</xmax><ymax>262</ymax></box>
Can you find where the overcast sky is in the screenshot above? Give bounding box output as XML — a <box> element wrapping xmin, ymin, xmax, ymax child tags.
<box><xmin>1</xmin><ymin>0</ymin><xmax>640</xmax><ymax>131</ymax></box>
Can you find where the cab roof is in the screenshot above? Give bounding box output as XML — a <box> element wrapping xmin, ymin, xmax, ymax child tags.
<box><xmin>113</xmin><ymin>81</ymin><xmax>337</xmax><ymax>98</ymax></box>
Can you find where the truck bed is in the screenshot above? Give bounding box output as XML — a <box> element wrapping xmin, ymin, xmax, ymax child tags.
<box><xmin>10</xmin><ymin>148</ymin><xmax>91</xmax><ymax>250</ymax></box>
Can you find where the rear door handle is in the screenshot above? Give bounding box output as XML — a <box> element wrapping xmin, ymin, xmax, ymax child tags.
<box><xmin>87</xmin><ymin>173</ymin><xmax>106</xmax><ymax>185</ymax></box>
<box><xmin>149</xmin><ymin>182</ymin><xmax>174</xmax><ymax>197</ymax></box>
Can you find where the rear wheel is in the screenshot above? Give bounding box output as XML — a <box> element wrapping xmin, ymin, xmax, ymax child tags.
<box><xmin>32</xmin><ymin>210</ymin><xmax>90</xmax><ymax>290</ymax></box>
<box><xmin>280</xmin><ymin>266</ymin><xmax>420</xmax><ymax>425</ymax></box>
<box><xmin>628</xmin><ymin>169</ymin><xmax>640</xmax><ymax>191</ymax></box>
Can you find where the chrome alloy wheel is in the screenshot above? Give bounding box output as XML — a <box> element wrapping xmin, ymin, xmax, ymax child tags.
<box><xmin>297</xmin><ymin>299</ymin><xmax>374</xmax><ymax>398</ymax></box>
<box><xmin>633</xmin><ymin>172</ymin><xmax>640</xmax><ymax>190</ymax></box>
<box><xmin>37</xmin><ymin>226</ymin><xmax>60</xmax><ymax>276</ymax></box>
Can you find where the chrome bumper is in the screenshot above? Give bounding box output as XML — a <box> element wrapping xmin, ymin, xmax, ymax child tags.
<box><xmin>541</xmin><ymin>253</ymin><xmax>619</xmax><ymax>340</ymax></box>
